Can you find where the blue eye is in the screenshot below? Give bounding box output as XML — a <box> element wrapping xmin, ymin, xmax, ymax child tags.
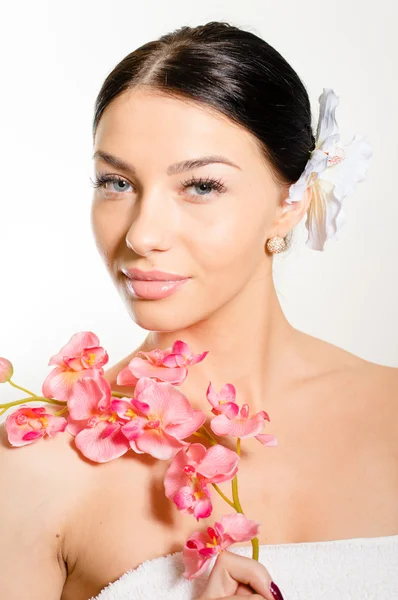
<box><xmin>180</xmin><ymin>176</ymin><xmax>226</xmax><ymax>200</ymax></box>
<box><xmin>90</xmin><ymin>174</ymin><xmax>133</xmax><ymax>194</ymax></box>
<box><xmin>90</xmin><ymin>173</ymin><xmax>227</xmax><ymax>201</ymax></box>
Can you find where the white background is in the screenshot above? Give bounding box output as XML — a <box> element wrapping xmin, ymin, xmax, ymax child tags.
<box><xmin>0</xmin><ymin>0</ymin><xmax>397</xmax><ymax>416</ymax></box>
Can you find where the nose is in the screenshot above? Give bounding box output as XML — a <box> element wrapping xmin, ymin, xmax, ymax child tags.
<box><xmin>125</xmin><ymin>190</ymin><xmax>176</xmax><ymax>256</ymax></box>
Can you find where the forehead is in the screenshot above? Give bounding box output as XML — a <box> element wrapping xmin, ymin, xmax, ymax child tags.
<box><xmin>93</xmin><ymin>88</ymin><xmax>268</xmax><ymax>175</ymax></box>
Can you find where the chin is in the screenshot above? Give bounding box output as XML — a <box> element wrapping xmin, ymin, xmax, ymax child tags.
<box><xmin>126</xmin><ymin>310</ymin><xmax>190</xmax><ymax>333</ymax></box>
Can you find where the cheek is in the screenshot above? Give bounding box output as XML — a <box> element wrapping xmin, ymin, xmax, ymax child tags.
<box><xmin>90</xmin><ymin>201</ymin><xmax>126</xmax><ymax>261</ymax></box>
<box><xmin>192</xmin><ymin>201</ymin><xmax>270</xmax><ymax>275</ymax></box>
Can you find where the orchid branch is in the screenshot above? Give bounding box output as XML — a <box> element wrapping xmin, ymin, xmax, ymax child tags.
<box><xmin>7</xmin><ymin>379</ymin><xmax>36</xmax><ymax>397</ymax></box>
<box><xmin>211</xmin><ymin>483</ymin><xmax>235</xmax><ymax>508</ymax></box>
<box><xmin>230</xmin><ymin>438</ymin><xmax>260</xmax><ymax>561</ymax></box>
<box><xmin>0</xmin><ymin>396</ymin><xmax>67</xmax><ymax>412</ymax></box>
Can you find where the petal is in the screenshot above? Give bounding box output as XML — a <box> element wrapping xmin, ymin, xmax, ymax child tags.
<box><xmin>136</xmin><ymin>381</ymin><xmax>189</xmax><ymax>425</ymax></box>
<box><xmin>22</xmin><ymin>430</ymin><xmax>45</xmax><ymax>442</ymax></box>
<box><xmin>197</xmin><ymin>445</ymin><xmax>240</xmax><ymax>483</ymax></box>
<box><xmin>218</xmin><ymin>402</ymin><xmax>240</xmax><ymax>419</ymax></box>
<box><xmin>128</xmin><ymin>439</ymin><xmax>145</xmax><ymax>454</ymax></box>
<box><xmin>111</xmin><ymin>398</ymin><xmax>136</xmax><ymax>418</ymax></box>
<box><xmin>255</xmin><ymin>433</ymin><xmax>278</xmax><ymax>446</ymax></box>
<box><xmin>64</xmin><ymin>357</ymin><xmax>85</xmax><ymax>372</ymax></box>
<box><xmin>210</xmin><ymin>413</ymin><xmax>264</xmax><ymax>438</ymax></box>
<box><xmin>164</xmin><ymin>443</ymin><xmax>208</xmax><ymax>500</ymax></box>
<box><xmin>74</xmin><ymin>421</ymin><xmax>130</xmax><ymax>462</ymax></box>
<box><xmin>101</xmin><ymin>422</ymin><xmax>121</xmax><ymax>439</ymax></box>
<box><xmin>48</xmin><ymin>331</ymin><xmax>100</xmax><ymax>366</ymax></box>
<box><xmin>81</xmin><ymin>347</ymin><xmax>109</xmax><ymax>369</ymax></box>
<box><xmin>193</xmin><ymin>496</ymin><xmax>213</xmax><ymax>520</ymax></box>
<box><xmin>185</xmin><ymin>443</ymin><xmax>208</xmax><ymax>464</ymax></box>
<box><xmin>131</xmin><ymin>399</ymin><xmax>151</xmax><ymax>415</ymax></box>
<box><xmin>218</xmin><ymin>513</ymin><xmax>260</xmax><ymax>545</ymax></box>
<box><xmin>67</xmin><ymin>372</ymin><xmax>111</xmax><ymax>420</ymax></box>
<box><xmin>305</xmin><ymin>133</ymin><xmax>372</xmax><ymax>251</ymax></box>
<box><xmin>182</xmin><ymin>545</ymin><xmax>211</xmax><ymax>580</ymax></box>
<box><xmin>240</xmin><ymin>403</ymin><xmax>249</xmax><ymax>419</ymax></box>
<box><xmin>165</xmin><ymin>409</ymin><xmax>206</xmax><ymax>440</ymax></box>
<box><xmin>173</xmin><ymin>486</ymin><xmax>196</xmax><ymax>511</ymax></box>
<box><xmin>137</xmin><ymin>347</ymin><xmax>172</xmax><ymax>366</ymax></box>
<box><xmin>328</xmin><ymin>133</ymin><xmax>373</xmax><ymax>200</ymax></box>
<box><xmin>205</xmin><ymin>381</ymin><xmax>220</xmax><ymax>409</ymax></box>
<box><xmin>47</xmin><ymin>416</ymin><xmax>68</xmax><ymax>436</ymax></box>
<box><xmin>316</xmin><ymin>88</ymin><xmax>340</xmax><ymax>150</ymax></box>
<box><xmin>127</xmin><ymin>356</ymin><xmax>187</xmax><ymax>384</ymax></box>
<box><xmin>186</xmin><ymin>350</ymin><xmax>210</xmax><ymax>366</ymax></box>
<box><xmin>287</xmin><ymin>148</ymin><xmax>329</xmax><ymax>203</ymax></box>
<box><xmin>164</xmin><ymin>450</ymin><xmax>191</xmax><ymax>500</ymax></box>
<box><xmin>115</xmin><ymin>365</ymin><xmax>139</xmax><ymax>387</ymax></box>
<box><xmin>42</xmin><ymin>366</ymin><xmax>79</xmax><ymax>401</ymax></box>
<box><xmin>134</xmin><ymin>429</ymin><xmax>186</xmax><ymax>460</ymax></box>
<box><xmin>66</xmin><ymin>416</ymin><xmax>87</xmax><ymax>437</ymax></box>
<box><xmin>120</xmin><ymin>417</ymin><xmax>147</xmax><ymax>441</ymax></box>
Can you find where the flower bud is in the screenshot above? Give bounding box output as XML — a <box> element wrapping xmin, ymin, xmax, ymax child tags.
<box><xmin>0</xmin><ymin>357</ymin><xmax>14</xmax><ymax>383</ymax></box>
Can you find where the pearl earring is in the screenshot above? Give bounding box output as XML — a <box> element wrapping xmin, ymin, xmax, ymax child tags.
<box><xmin>266</xmin><ymin>236</ymin><xmax>287</xmax><ymax>254</ymax></box>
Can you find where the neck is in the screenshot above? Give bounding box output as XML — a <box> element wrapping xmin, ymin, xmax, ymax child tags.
<box><xmin>138</xmin><ymin>272</ymin><xmax>308</xmax><ymax>414</ymax></box>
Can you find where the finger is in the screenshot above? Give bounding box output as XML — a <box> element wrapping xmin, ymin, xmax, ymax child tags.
<box><xmin>236</xmin><ymin>582</ymin><xmax>257</xmax><ymax>595</ymax></box>
<box><xmin>202</xmin><ymin>550</ymin><xmax>274</xmax><ymax>600</ymax></box>
<box><xmin>198</xmin><ymin>593</ymin><xmax>264</xmax><ymax>600</ymax></box>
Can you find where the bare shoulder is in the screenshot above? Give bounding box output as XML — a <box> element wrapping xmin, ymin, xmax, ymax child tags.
<box><xmin>297</xmin><ymin>330</ymin><xmax>398</xmax><ymax>435</ymax></box>
<box><xmin>350</xmin><ymin>360</ymin><xmax>398</xmax><ymax>436</ymax></box>
<box><xmin>0</xmin><ymin>421</ymin><xmax>95</xmax><ymax>598</ymax></box>
<box><xmin>0</xmin><ymin>419</ymin><xmax>94</xmax><ymax>533</ymax></box>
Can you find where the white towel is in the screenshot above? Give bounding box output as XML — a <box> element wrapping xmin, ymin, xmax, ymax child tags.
<box><xmin>91</xmin><ymin>534</ymin><xmax>398</xmax><ymax>600</ymax></box>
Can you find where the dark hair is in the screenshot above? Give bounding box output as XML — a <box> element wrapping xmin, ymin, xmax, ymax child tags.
<box><xmin>92</xmin><ymin>21</ymin><xmax>316</xmax><ymax>250</ymax></box>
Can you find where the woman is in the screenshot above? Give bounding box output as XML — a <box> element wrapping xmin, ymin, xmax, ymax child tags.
<box><xmin>0</xmin><ymin>20</ymin><xmax>397</xmax><ymax>600</ymax></box>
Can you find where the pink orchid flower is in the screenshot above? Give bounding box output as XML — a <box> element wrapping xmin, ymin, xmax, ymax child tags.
<box><xmin>120</xmin><ymin>377</ymin><xmax>206</xmax><ymax>460</ymax></box>
<box><xmin>0</xmin><ymin>357</ymin><xmax>14</xmax><ymax>383</ymax></box>
<box><xmin>210</xmin><ymin>400</ymin><xmax>278</xmax><ymax>447</ymax></box>
<box><xmin>66</xmin><ymin>370</ymin><xmax>130</xmax><ymax>463</ymax></box>
<box><xmin>206</xmin><ymin>381</ymin><xmax>240</xmax><ymax>418</ymax></box>
<box><xmin>42</xmin><ymin>331</ymin><xmax>109</xmax><ymax>402</ymax></box>
<box><xmin>5</xmin><ymin>404</ymin><xmax>67</xmax><ymax>446</ymax></box>
<box><xmin>164</xmin><ymin>443</ymin><xmax>240</xmax><ymax>520</ymax></box>
<box><xmin>116</xmin><ymin>340</ymin><xmax>209</xmax><ymax>387</ymax></box>
<box><xmin>182</xmin><ymin>513</ymin><xmax>260</xmax><ymax>579</ymax></box>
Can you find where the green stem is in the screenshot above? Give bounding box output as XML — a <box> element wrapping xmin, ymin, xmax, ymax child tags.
<box><xmin>54</xmin><ymin>405</ymin><xmax>69</xmax><ymax>417</ymax></box>
<box><xmin>231</xmin><ymin>438</ymin><xmax>259</xmax><ymax>561</ymax></box>
<box><xmin>200</xmin><ymin>424</ymin><xmax>218</xmax><ymax>446</ymax></box>
<box><xmin>231</xmin><ymin>474</ymin><xmax>244</xmax><ymax>513</ymax></box>
<box><xmin>251</xmin><ymin>536</ymin><xmax>259</xmax><ymax>561</ymax></box>
<box><xmin>111</xmin><ymin>391</ymin><xmax>133</xmax><ymax>398</ymax></box>
<box><xmin>211</xmin><ymin>483</ymin><xmax>235</xmax><ymax>508</ymax></box>
<box><xmin>8</xmin><ymin>379</ymin><xmax>36</xmax><ymax>397</ymax></box>
<box><xmin>0</xmin><ymin>396</ymin><xmax>67</xmax><ymax>412</ymax></box>
<box><xmin>237</xmin><ymin>437</ymin><xmax>241</xmax><ymax>456</ymax></box>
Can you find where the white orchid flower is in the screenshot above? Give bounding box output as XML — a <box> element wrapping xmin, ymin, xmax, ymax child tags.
<box><xmin>286</xmin><ymin>88</ymin><xmax>373</xmax><ymax>251</ymax></box>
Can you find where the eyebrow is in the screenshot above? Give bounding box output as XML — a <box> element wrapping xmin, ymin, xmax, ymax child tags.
<box><xmin>92</xmin><ymin>150</ymin><xmax>242</xmax><ymax>175</ymax></box>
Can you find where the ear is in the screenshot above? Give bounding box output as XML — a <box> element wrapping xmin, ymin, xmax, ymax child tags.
<box><xmin>270</xmin><ymin>186</ymin><xmax>312</xmax><ymax>238</ymax></box>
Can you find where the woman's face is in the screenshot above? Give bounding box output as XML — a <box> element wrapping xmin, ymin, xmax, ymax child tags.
<box><xmin>91</xmin><ymin>88</ymin><xmax>291</xmax><ymax>331</ymax></box>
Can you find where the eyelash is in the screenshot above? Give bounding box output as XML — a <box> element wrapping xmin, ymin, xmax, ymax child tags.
<box><xmin>89</xmin><ymin>173</ymin><xmax>227</xmax><ymax>201</ymax></box>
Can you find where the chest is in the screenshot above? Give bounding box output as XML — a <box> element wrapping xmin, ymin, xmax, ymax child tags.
<box><xmin>61</xmin><ymin>399</ymin><xmax>398</xmax><ymax>600</ymax></box>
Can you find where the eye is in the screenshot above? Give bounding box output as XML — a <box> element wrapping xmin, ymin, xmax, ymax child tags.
<box><xmin>90</xmin><ymin>174</ymin><xmax>133</xmax><ymax>195</ymax></box>
<box><xmin>180</xmin><ymin>176</ymin><xmax>227</xmax><ymax>202</ymax></box>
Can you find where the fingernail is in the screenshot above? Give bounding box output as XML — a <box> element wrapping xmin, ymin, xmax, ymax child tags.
<box><xmin>270</xmin><ymin>581</ymin><xmax>285</xmax><ymax>600</ymax></box>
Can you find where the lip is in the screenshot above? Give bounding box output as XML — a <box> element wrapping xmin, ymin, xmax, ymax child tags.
<box><xmin>125</xmin><ymin>277</ymin><xmax>189</xmax><ymax>300</ymax></box>
<box><xmin>122</xmin><ymin>267</ymin><xmax>188</xmax><ymax>281</ymax></box>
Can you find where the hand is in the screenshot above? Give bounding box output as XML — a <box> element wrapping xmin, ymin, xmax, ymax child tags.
<box><xmin>196</xmin><ymin>549</ymin><xmax>284</xmax><ymax>600</ymax></box>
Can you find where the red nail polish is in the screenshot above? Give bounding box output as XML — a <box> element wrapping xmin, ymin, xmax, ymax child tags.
<box><xmin>270</xmin><ymin>581</ymin><xmax>285</xmax><ymax>600</ymax></box>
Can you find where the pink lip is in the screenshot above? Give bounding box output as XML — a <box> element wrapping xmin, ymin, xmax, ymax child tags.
<box><xmin>122</xmin><ymin>267</ymin><xmax>188</xmax><ymax>281</ymax></box>
<box><xmin>125</xmin><ymin>278</ymin><xmax>189</xmax><ymax>300</ymax></box>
